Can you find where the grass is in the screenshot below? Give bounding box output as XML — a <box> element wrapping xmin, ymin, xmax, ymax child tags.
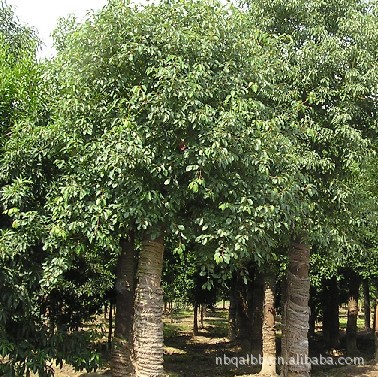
<box><xmin>338</xmin><ymin>307</ymin><xmax>368</xmax><ymax>330</ymax></box>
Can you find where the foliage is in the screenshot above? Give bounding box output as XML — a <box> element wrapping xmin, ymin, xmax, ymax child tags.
<box><xmin>0</xmin><ymin>1</ymin><xmax>38</xmax><ymax>57</ymax></box>
<box><xmin>1</xmin><ymin>0</ymin><xmax>378</xmax><ymax>374</ymax></box>
<box><xmin>0</xmin><ymin>2</ymin><xmax>108</xmax><ymax>375</ymax></box>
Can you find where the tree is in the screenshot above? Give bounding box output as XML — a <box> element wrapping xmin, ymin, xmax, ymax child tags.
<box><xmin>0</xmin><ymin>2</ymin><xmax>110</xmax><ymax>375</ymax></box>
<box><xmin>0</xmin><ymin>0</ymin><xmax>37</xmax><ymax>58</ymax></box>
<box><xmin>244</xmin><ymin>0</ymin><xmax>378</xmax><ymax>374</ymax></box>
<box><xmin>4</xmin><ymin>0</ymin><xmax>293</xmax><ymax>375</ymax></box>
<box><xmin>2</xmin><ymin>1</ymin><xmax>377</xmax><ymax>376</ymax></box>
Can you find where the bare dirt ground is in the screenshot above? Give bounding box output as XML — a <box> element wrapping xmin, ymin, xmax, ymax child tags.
<box><xmin>47</xmin><ymin>309</ymin><xmax>378</xmax><ymax>377</ymax></box>
<box><xmin>163</xmin><ymin>310</ymin><xmax>378</xmax><ymax>377</ymax></box>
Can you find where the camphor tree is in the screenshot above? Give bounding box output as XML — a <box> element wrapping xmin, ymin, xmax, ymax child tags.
<box><xmin>245</xmin><ymin>0</ymin><xmax>378</xmax><ymax>375</ymax></box>
<box><xmin>1</xmin><ymin>0</ymin><xmax>298</xmax><ymax>376</ymax></box>
<box><xmin>0</xmin><ymin>2</ymin><xmax>114</xmax><ymax>376</ymax></box>
<box><xmin>46</xmin><ymin>0</ymin><xmax>340</xmax><ymax>374</ymax></box>
<box><xmin>2</xmin><ymin>1</ymin><xmax>378</xmax><ymax>377</ymax></box>
<box><xmin>0</xmin><ymin>2</ymin><xmax>56</xmax><ymax>376</ymax></box>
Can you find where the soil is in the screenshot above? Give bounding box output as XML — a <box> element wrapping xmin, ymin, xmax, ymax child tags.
<box><xmin>46</xmin><ymin>309</ymin><xmax>378</xmax><ymax>377</ymax></box>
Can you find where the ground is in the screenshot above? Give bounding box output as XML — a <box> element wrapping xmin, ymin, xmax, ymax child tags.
<box><xmin>44</xmin><ymin>307</ymin><xmax>378</xmax><ymax>377</ymax></box>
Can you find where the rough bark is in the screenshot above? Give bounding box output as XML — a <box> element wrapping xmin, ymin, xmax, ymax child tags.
<box><xmin>250</xmin><ymin>270</ymin><xmax>264</xmax><ymax>355</ymax></box>
<box><xmin>322</xmin><ymin>276</ymin><xmax>340</xmax><ymax>350</ymax></box>
<box><xmin>363</xmin><ymin>279</ymin><xmax>371</xmax><ymax>331</ymax></box>
<box><xmin>133</xmin><ymin>232</ymin><xmax>164</xmax><ymax>377</ymax></box>
<box><xmin>260</xmin><ymin>273</ymin><xmax>277</xmax><ymax>376</ymax></box>
<box><xmin>345</xmin><ymin>269</ymin><xmax>360</xmax><ymax>355</ymax></box>
<box><xmin>228</xmin><ymin>272</ymin><xmax>238</xmax><ymax>341</ymax></box>
<box><xmin>281</xmin><ymin>240</ymin><xmax>311</xmax><ymax>377</ymax></box>
<box><xmin>111</xmin><ymin>233</ymin><xmax>136</xmax><ymax>377</ymax></box>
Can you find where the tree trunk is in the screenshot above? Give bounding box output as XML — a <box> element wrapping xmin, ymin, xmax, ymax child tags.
<box><xmin>108</xmin><ymin>302</ymin><xmax>113</xmax><ymax>350</ymax></box>
<box><xmin>260</xmin><ymin>273</ymin><xmax>277</xmax><ymax>376</ymax></box>
<box><xmin>280</xmin><ymin>276</ymin><xmax>288</xmax><ymax>369</ymax></box>
<box><xmin>308</xmin><ymin>286</ymin><xmax>315</xmax><ymax>338</ymax></box>
<box><xmin>281</xmin><ymin>240</ymin><xmax>311</xmax><ymax>377</ymax></box>
<box><xmin>345</xmin><ymin>269</ymin><xmax>360</xmax><ymax>355</ymax></box>
<box><xmin>104</xmin><ymin>302</ymin><xmax>108</xmax><ymax>320</ymax></box>
<box><xmin>236</xmin><ymin>271</ymin><xmax>252</xmax><ymax>351</ymax></box>
<box><xmin>250</xmin><ymin>270</ymin><xmax>264</xmax><ymax>355</ymax></box>
<box><xmin>374</xmin><ymin>298</ymin><xmax>378</xmax><ymax>363</ymax></box>
<box><xmin>228</xmin><ymin>272</ymin><xmax>238</xmax><ymax>340</ymax></box>
<box><xmin>322</xmin><ymin>276</ymin><xmax>340</xmax><ymax>350</ymax></box>
<box><xmin>133</xmin><ymin>232</ymin><xmax>165</xmax><ymax>377</ymax></box>
<box><xmin>193</xmin><ymin>304</ymin><xmax>199</xmax><ymax>336</ymax></box>
<box><xmin>111</xmin><ymin>233</ymin><xmax>136</xmax><ymax>377</ymax></box>
<box><xmin>169</xmin><ymin>302</ymin><xmax>174</xmax><ymax>323</ymax></box>
<box><xmin>200</xmin><ymin>304</ymin><xmax>206</xmax><ymax>329</ymax></box>
<box><xmin>363</xmin><ymin>279</ymin><xmax>371</xmax><ymax>331</ymax></box>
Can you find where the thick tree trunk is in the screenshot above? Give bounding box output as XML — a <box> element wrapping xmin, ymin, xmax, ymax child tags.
<box><xmin>133</xmin><ymin>232</ymin><xmax>164</xmax><ymax>377</ymax></box>
<box><xmin>322</xmin><ymin>276</ymin><xmax>340</xmax><ymax>350</ymax></box>
<box><xmin>228</xmin><ymin>273</ymin><xmax>238</xmax><ymax>341</ymax></box>
<box><xmin>363</xmin><ymin>279</ymin><xmax>371</xmax><ymax>331</ymax></box>
<box><xmin>250</xmin><ymin>270</ymin><xmax>264</xmax><ymax>355</ymax></box>
<box><xmin>111</xmin><ymin>233</ymin><xmax>136</xmax><ymax>377</ymax></box>
<box><xmin>281</xmin><ymin>240</ymin><xmax>311</xmax><ymax>377</ymax></box>
<box><xmin>193</xmin><ymin>304</ymin><xmax>199</xmax><ymax>336</ymax></box>
<box><xmin>260</xmin><ymin>273</ymin><xmax>277</xmax><ymax>376</ymax></box>
<box><xmin>346</xmin><ymin>269</ymin><xmax>360</xmax><ymax>355</ymax></box>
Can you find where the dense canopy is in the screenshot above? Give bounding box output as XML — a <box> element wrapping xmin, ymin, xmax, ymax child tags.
<box><xmin>0</xmin><ymin>0</ymin><xmax>378</xmax><ymax>376</ymax></box>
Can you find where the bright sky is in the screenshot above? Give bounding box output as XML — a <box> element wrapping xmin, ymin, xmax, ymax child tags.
<box><xmin>6</xmin><ymin>0</ymin><xmax>108</xmax><ymax>58</ymax></box>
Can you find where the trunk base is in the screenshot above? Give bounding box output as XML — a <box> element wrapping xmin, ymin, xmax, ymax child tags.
<box><xmin>111</xmin><ymin>337</ymin><xmax>134</xmax><ymax>377</ymax></box>
<box><xmin>261</xmin><ymin>274</ymin><xmax>277</xmax><ymax>376</ymax></box>
<box><xmin>281</xmin><ymin>241</ymin><xmax>311</xmax><ymax>377</ymax></box>
<box><xmin>260</xmin><ymin>357</ymin><xmax>278</xmax><ymax>376</ymax></box>
<box><xmin>133</xmin><ymin>235</ymin><xmax>165</xmax><ymax>377</ymax></box>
